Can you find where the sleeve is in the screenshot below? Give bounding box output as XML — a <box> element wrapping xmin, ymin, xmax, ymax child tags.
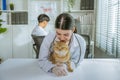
<box><xmin>71</xmin><ymin>35</ymin><xmax>86</xmax><ymax>67</ymax></box>
<box><xmin>38</xmin><ymin>33</ymin><xmax>55</xmax><ymax>72</ymax></box>
<box><xmin>31</xmin><ymin>26</ymin><xmax>39</xmax><ymax>36</ymax></box>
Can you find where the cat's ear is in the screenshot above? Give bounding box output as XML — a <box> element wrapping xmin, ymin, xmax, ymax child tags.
<box><xmin>53</xmin><ymin>41</ymin><xmax>56</xmax><ymax>45</ymax></box>
<box><xmin>54</xmin><ymin>41</ymin><xmax>58</xmax><ymax>45</ymax></box>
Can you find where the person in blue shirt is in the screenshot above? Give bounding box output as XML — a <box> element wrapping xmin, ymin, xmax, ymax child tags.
<box><xmin>31</xmin><ymin>14</ymin><xmax>50</xmax><ymax>58</ymax></box>
<box><xmin>32</xmin><ymin>14</ymin><xmax>50</xmax><ymax>36</ymax></box>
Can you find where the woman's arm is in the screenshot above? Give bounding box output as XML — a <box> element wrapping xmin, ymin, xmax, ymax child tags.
<box><xmin>38</xmin><ymin>33</ymin><xmax>55</xmax><ymax>72</ymax></box>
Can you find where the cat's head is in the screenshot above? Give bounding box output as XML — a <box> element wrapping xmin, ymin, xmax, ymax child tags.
<box><xmin>53</xmin><ymin>41</ymin><xmax>69</xmax><ymax>56</ymax></box>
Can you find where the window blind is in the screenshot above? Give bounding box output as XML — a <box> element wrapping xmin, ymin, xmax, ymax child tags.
<box><xmin>117</xmin><ymin>1</ymin><xmax>120</xmax><ymax>55</ymax></box>
<box><xmin>96</xmin><ymin>0</ymin><xmax>120</xmax><ymax>57</ymax></box>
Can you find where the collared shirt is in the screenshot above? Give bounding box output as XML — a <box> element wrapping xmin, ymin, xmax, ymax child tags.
<box><xmin>38</xmin><ymin>32</ymin><xmax>86</xmax><ymax>72</ymax></box>
<box><xmin>31</xmin><ymin>25</ymin><xmax>48</xmax><ymax>36</ymax></box>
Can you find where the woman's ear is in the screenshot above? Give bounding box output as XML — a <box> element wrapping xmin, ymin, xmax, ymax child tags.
<box><xmin>72</xmin><ymin>26</ymin><xmax>77</xmax><ymax>33</ymax></box>
<box><xmin>72</xmin><ymin>27</ymin><xmax>75</xmax><ymax>32</ymax></box>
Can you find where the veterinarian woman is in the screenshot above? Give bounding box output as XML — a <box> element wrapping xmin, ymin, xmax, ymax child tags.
<box><xmin>38</xmin><ymin>13</ymin><xmax>86</xmax><ymax>76</ymax></box>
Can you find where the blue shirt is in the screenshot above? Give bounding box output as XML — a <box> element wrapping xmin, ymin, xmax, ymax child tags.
<box><xmin>31</xmin><ymin>25</ymin><xmax>48</xmax><ymax>36</ymax></box>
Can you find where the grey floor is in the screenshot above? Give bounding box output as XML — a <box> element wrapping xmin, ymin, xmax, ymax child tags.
<box><xmin>94</xmin><ymin>46</ymin><xmax>115</xmax><ymax>58</ymax></box>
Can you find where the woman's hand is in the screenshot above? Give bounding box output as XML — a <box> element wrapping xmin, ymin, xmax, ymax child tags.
<box><xmin>52</xmin><ymin>64</ymin><xmax>68</xmax><ymax>76</ymax></box>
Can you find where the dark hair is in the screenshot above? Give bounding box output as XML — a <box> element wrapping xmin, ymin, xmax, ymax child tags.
<box><xmin>55</xmin><ymin>13</ymin><xmax>75</xmax><ymax>30</ymax></box>
<box><xmin>38</xmin><ymin>14</ymin><xmax>50</xmax><ymax>23</ymax></box>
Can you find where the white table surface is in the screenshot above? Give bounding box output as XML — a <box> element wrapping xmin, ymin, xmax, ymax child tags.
<box><xmin>0</xmin><ymin>59</ymin><xmax>120</xmax><ymax>80</ymax></box>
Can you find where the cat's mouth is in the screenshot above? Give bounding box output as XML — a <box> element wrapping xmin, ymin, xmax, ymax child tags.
<box><xmin>55</xmin><ymin>51</ymin><xmax>68</xmax><ymax>56</ymax></box>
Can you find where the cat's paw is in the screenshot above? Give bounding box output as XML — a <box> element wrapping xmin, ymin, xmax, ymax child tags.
<box><xmin>68</xmin><ymin>68</ymin><xmax>73</xmax><ymax>72</ymax></box>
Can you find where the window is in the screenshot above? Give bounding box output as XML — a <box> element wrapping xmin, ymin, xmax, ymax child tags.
<box><xmin>96</xmin><ymin>0</ymin><xmax>120</xmax><ymax>57</ymax></box>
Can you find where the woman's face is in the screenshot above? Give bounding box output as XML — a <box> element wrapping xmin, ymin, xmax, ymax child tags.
<box><xmin>56</xmin><ymin>29</ymin><xmax>73</xmax><ymax>42</ymax></box>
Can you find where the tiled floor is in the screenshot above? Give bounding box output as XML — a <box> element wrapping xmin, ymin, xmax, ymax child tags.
<box><xmin>94</xmin><ymin>46</ymin><xmax>115</xmax><ymax>58</ymax></box>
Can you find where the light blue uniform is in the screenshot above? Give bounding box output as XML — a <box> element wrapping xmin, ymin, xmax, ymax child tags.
<box><xmin>31</xmin><ymin>25</ymin><xmax>47</xmax><ymax>36</ymax></box>
<box><xmin>38</xmin><ymin>32</ymin><xmax>86</xmax><ymax>72</ymax></box>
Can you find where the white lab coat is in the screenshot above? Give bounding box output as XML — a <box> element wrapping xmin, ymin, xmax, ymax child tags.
<box><xmin>31</xmin><ymin>25</ymin><xmax>48</xmax><ymax>36</ymax></box>
<box><xmin>38</xmin><ymin>32</ymin><xmax>86</xmax><ymax>72</ymax></box>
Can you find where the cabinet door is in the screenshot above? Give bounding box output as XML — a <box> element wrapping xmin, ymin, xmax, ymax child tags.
<box><xmin>12</xmin><ymin>25</ymin><xmax>30</xmax><ymax>58</ymax></box>
<box><xmin>0</xmin><ymin>25</ymin><xmax>12</xmax><ymax>60</ymax></box>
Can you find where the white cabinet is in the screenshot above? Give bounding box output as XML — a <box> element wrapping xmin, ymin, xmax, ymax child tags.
<box><xmin>12</xmin><ymin>25</ymin><xmax>31</xmax><ymax>58</ymax></box>
<box><xmin>0</xmin><ymin>0</ymin><xmax>34</xmax><ymax>61</ymax></box>
<box><xmin>0</xmin><ymin>25</ymin><xmax>12</xmax><ymax>60</ymax></box>
<box><xmin>0</xmin><ymin>24</ymin><xmax>33</xmax><ymax>60</ymax></box>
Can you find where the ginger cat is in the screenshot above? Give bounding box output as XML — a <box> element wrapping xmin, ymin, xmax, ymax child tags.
<box><xmin>49</xmin><ymin>41</ymin><xmax>73</xmax><ymax>72</ymax></box>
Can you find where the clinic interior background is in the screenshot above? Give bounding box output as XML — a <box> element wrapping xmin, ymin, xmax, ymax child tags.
<box><xmin>0</xmin><ymin>0</ymin><xmax>120</xmax><ymax>62</ymax></box>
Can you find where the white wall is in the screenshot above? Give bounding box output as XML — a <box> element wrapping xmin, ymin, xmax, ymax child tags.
<box><xmin>28</xmin><ymin>0</ymin><xmax>61</xmax><ymax>33</ymax></box>
<box><xmin>6</xmin><ymin>0</ymin><xmax>28</xmax><ymax>10</ymax></box>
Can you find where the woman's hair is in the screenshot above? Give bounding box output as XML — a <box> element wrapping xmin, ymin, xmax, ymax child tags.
<box><xmin>55</xmin><ymin>13</ymin><xmax>75</xmax><ymax>30</ymax></box>
<box><xmin>38</xmin><ymin>14</ymin><xmax>50</xmax><ymax>23</ymax></box>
